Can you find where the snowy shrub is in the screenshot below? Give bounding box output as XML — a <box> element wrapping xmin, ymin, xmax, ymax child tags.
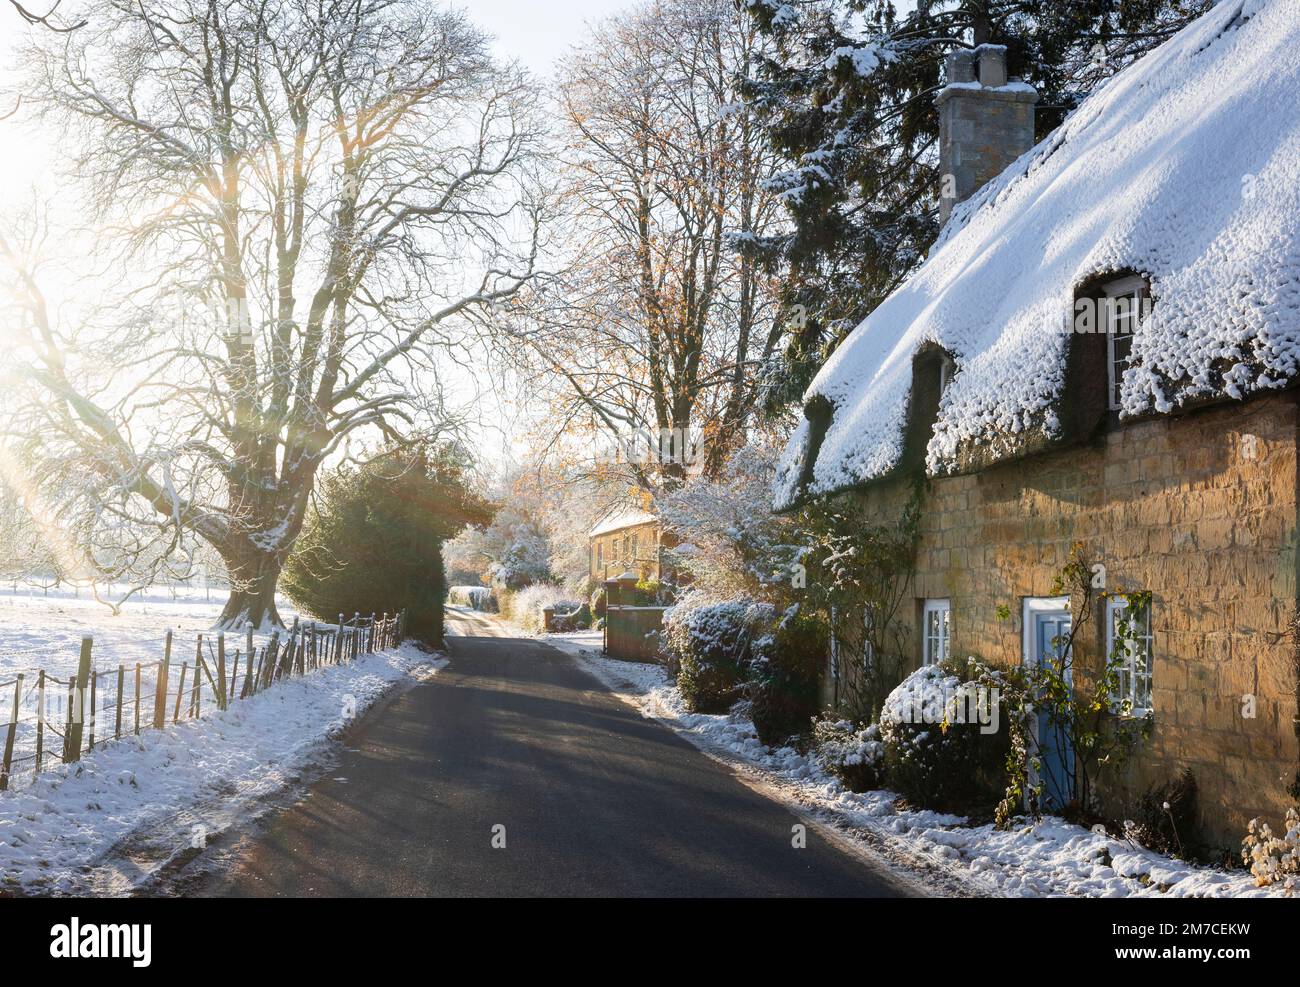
<box><xmin>448</xmin><ymin>585</ymin><xmax>496</xmax><ymax>612</ymax></box>
<box><xmin>880</xmin><ymin>657</ymin><xmax>1010</xmax><ymax>813</ymax></box>
<box><xmin>1242</xmin><ymin>808</ymin><xmax>1300</xmax><ymax>892</ymax></box>
<box><xmin>749</xmin><ymin>607</ymin><xmax>827</xmax><ymax>747</ymax></box>
<box><xmin>812</xmin><ymin>715</ymin><xmax>883</xmax><ymax>792</ymax></box>
<box><xmin>504</xmin><ymin>583</ymin><xmax>582</xmax><ymax>635</ymax></box>
<box><xmin>664</xmin><ymin>595</ymin><xmax>772</xmax><ymax>713</ymax></box>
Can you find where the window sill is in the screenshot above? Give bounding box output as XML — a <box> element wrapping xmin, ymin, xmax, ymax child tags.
<box><xmin>1109</xmin><ymin>706</ymin><xmax>1153</xmax><ymax>720</ymax></box>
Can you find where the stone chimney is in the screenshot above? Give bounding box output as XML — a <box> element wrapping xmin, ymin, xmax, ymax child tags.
<box><xmin>937</xmin><ymin>45</ymin><xmax>1037</xmax><ymax>223</ymax></box>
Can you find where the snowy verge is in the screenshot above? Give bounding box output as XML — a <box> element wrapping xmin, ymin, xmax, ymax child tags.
<box><xmin>0</xmin><ymin>642</ymin><xmax>442</xmax><ymax>895</ymax></box>
<box><xmin>542</xmin><ymin>635</ymin><xmax>1271</xmax><ymax>898</ymax></box>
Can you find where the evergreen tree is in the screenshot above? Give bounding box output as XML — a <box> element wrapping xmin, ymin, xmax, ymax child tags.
<box><xmin>743</xmin><ymin>0</ymin><xmax>1213</xmax><ymax>413</ymax></box>
<box><xmin>283</xmin><ymin>444</ymin><xmax>492</xmax><ymax>645</ymax></box>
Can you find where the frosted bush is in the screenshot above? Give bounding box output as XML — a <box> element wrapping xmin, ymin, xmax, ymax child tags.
<box><xmin>506</xmin><ymin>583</ymin><xmax>582</xmax><ymax>635</ymax></box>
<box><xmin>663</xmin><ymin>594</ymin><xmax>774</xmax><ymax>712</ymax></box>
<box><xmin>812</xmin><ymin>716</ymin><xmax>883</xmax><ymax>792</ymax></box>
<box><xmin>879</xmin><ymin>659</ymin><xmax>1009</xmax><ymax>812</ymax></box>
<box><xmin>1242</xmin><ymin>808</ymin><xmax>1300</xmax><ymax>892</ymax></box>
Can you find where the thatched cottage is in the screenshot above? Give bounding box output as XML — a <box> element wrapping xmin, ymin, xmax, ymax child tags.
<box><xmin>775</xmin><ymin>0</ymin><xmax>1300</xmax><ymax>844</ymax></box>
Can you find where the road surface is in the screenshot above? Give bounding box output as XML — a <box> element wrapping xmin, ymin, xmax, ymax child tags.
<box><xmin>198</xmin><ymin>609</ymin><xmax>918</xmax><ymax>897</ymax></box>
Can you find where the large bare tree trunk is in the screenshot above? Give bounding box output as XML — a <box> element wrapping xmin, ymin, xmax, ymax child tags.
<box><xmin>218</xmin><ymin>548</ymin><xmax>284</xmax><ymax>631</ymax></box>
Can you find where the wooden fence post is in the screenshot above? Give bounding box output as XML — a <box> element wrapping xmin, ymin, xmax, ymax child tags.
<box><xmin>88</xmin><ymin>670</ymin><xmax>97</xmax><ymax>750</ymax></box>
<box><xmin>35</xmin><ymin>669</ymin><xmax>45</xmax><ymax>773</ymax></box>
<box><xmin>192</xmin><ymin>635</ymin><xmax>203</xmax><ymax>718</ymax></box>
<box><xmin>62</xmin><ymin>676</ymin><xmax>74</xmax><ymax>761</ymax></box>
<box><xmin>262</xmin><ymin>632</ymin><xmax>279</xmax><ymax>689</ymax></box>
<box><xmin>252</xmin><ymin>647</ymin><xmax>265</xmax><ymax>693</ymax></box>
<box><xmin>115</xmin><ymin>664</ymin><xmax>124</xmax><ymax>740</ymax></box>
<box><xmin>66</xmin><ymin>636</ymin><xmax>93</xmax><ymax>762</ymax></box>
<box><xmin>154</xmin><ymin>630</ymin><xmax>172</xmax><ymax>729</ymax></box>
<box><xmin>277</xmin><ymin>622</ymin><xmax>293</xmax><ymax>680</ymax></box>
<box><xmin>294</xmin><ymin>623</ymin><xmax>305</xmax><ymax>676</ymax></box>
<box><xmin>216</xmin><ymin>633</ymin><xmax>227</xmax><ymax>711</ymax></box>
<box><xmin>134</xmin><ymin>664</ymin><xmax>141</xmax><ymax>736</ymax></box>
<box><xmin>192</xmin><ymin>661</ymin><xmax>202</xmax><ymax>719</ymax></box>
<box><xmin>241</xmin><ymin>647</ymin><xmax>254</xmax><ymax>699</ymax></box>
<box><xmin>336</xmin><ymin>615</ymin><xmax>344</xmax><ymax>663</ymax></box>
<box><xmin>353</xmin><ymin>613</ymin><xmax>360</xmax><ymax>660</ymax></box>
<box><xmin>173</xmin><ymin>663</ymin><xmax>187</xmax><ymax>724</ymax></box>
<box><xmin>1</xmin><ymin>674</ymin><xmax>22</xmax><ymax>791</ymax></box>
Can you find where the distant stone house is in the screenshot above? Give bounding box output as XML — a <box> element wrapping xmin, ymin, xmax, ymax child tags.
<box><xmin>774</xmin><ymin>4</ymin><xmax>1300</xmax><ymax>845</ymax></box>
<box><xmin>588</xmin><ymin>508</ymin><xmax>666</xmax><ymax>584</ymax></box>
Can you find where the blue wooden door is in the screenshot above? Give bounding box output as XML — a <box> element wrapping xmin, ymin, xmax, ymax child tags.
<box><xmin>1034</xmin><ymin>612</ymin><xmax>1074</xmax><ymax>811</ymax></box>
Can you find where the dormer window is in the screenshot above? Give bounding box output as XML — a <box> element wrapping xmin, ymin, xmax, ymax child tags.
<box><xmin>903</xmin><ymin>347</ymin><xmax>955</xmax><ymax>470</ymax></box>
<box><xmin>1102</xmin><ymin>275</ymin><xmax>1149</xmax><ymax>412</ymax></box>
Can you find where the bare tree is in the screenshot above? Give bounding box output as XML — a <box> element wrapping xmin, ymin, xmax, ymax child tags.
<box><xmin>496</xmin><ymin>0</ymin><xmax>786</xmax><ymax>492</ymax></box>
<box><xmin>6</xmin><ymin>0</ymin><xmax>83</xmax><ymax>31</ymax></box>
<box><xmin>1</xmin><ymin>0</ymin><xmax>545</xmax><ymax>627</ymax></box>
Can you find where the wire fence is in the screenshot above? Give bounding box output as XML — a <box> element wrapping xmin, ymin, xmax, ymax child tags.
<box><xmin>0</xmin><ymin>609</ymin><xmax>405</xmax><ymax>793</ymax></box>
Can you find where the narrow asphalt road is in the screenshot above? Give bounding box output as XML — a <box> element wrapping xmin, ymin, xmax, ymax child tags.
<box><xmin>198</xmin><ymin>610</ymin><xmax>918</xmax><ymax>897</ymax></box>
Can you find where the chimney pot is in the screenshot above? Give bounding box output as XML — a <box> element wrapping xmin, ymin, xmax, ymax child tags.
<box><xmin>945</xmin><ymin>49</ymin><xmax>976</xmax><ymax>84</ymax></box>
<box><xmin>977</xmin><ymin>45</ymin><xmax>1008</xmax><ymax>88</ymax></box>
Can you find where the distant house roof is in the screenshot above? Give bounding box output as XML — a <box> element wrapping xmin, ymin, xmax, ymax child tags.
<box><xmin>775</xmin><ymin>0</ymin><xmax>1300</xmax><ymax>510</ymax></box>
<box><xmin>588</xmin><ymin>507</ymin><xmax>658</xmax><ymax>538</ymax></box>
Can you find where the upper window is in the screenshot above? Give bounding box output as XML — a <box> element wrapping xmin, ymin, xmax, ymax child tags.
<box><xmin>1106</xmin><ymin>596</ymin><xmax>1153</xmax><ymax>716</ymax></box>
<box><xmin>922</xmin><ymin>599</ymin><xmax>950</xmax><ymax>666</ymax></box>
<box><xmin>1103</xmin><ymin>275</ymin><xmax>1148</xmax><ymax>412</ymax></box>
<box><xmin>596</xmin><ymin>542</ymin><xmax>603</xmax><ymax>572</ymax></box>
<box><xmin>938</xmin><ymin>354</ymin><xmax>955</xmax><ymax>395</ymax></box>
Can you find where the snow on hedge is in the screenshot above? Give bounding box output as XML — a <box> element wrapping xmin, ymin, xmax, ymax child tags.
<box><xmin>663</xmin><ymin>595</ymin><xmax>775</xmax><ymax>662</ymax></box>
<box><xmin>775</xmin><ymin>0</ymin><xmax>1300</xmax><ymax>507</ymax></box>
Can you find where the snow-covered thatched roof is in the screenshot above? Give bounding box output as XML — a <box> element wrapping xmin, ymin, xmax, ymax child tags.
<box><xmin>588</xmin><ymin>507</ymin><xmax>658</xmax><ymax>538</ymax></box>
<box><xmin>774</xmin><ymin>0</ymin><xmax>1300</xmax><ymax>510</ymax></box>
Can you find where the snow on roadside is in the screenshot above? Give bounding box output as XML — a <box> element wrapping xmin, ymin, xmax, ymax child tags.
<box><xmin>0</xmin><ymin>642</ymin><xmax>441</xmax><ymax>895</ymax></box>
<box><xmin>541</xmin><ymin>634</ymin><xmax>1271</xmax><ymax>899</ymax></box>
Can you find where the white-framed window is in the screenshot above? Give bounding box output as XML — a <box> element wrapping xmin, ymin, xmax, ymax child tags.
<box><xmin>938</xmin><ymin>354</ymin><xmax>955</xmax><ymax>394</ymax></box>
<box><xmin>922</xmin><ymin>599</ymin><xmax>950</xmax><ymax>666</ymax></box>
<box><xmin>1104</xmin><ymin>275</ymin><xmax>1147</xmax><ymax>411</ymax></box>
<box><xmin>1106</xmin><ymin>596</ymin><xmax>1153</xmax><ymax>715</ymax></box>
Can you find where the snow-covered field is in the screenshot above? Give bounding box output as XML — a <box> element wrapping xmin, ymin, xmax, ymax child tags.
<box><xmin>0</xmin><ymin>592</ymin><xmax>439</xmax><ymax>895</ymax></box>
<box><xmin>0</xmin><ymin>584</ymin><xmax>292</xmax><ymax>677</ymax></box>
<box><xmin>539</xmin><ymin>630</ymin><xmax>1274</xmax><ymax>899</ymax></box>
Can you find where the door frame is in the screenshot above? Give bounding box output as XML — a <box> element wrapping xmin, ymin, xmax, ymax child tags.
<box><xmin>1021</xmin><ymin>596</ymin><xmax>1073</xmax><ymax>807</ymax></box>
